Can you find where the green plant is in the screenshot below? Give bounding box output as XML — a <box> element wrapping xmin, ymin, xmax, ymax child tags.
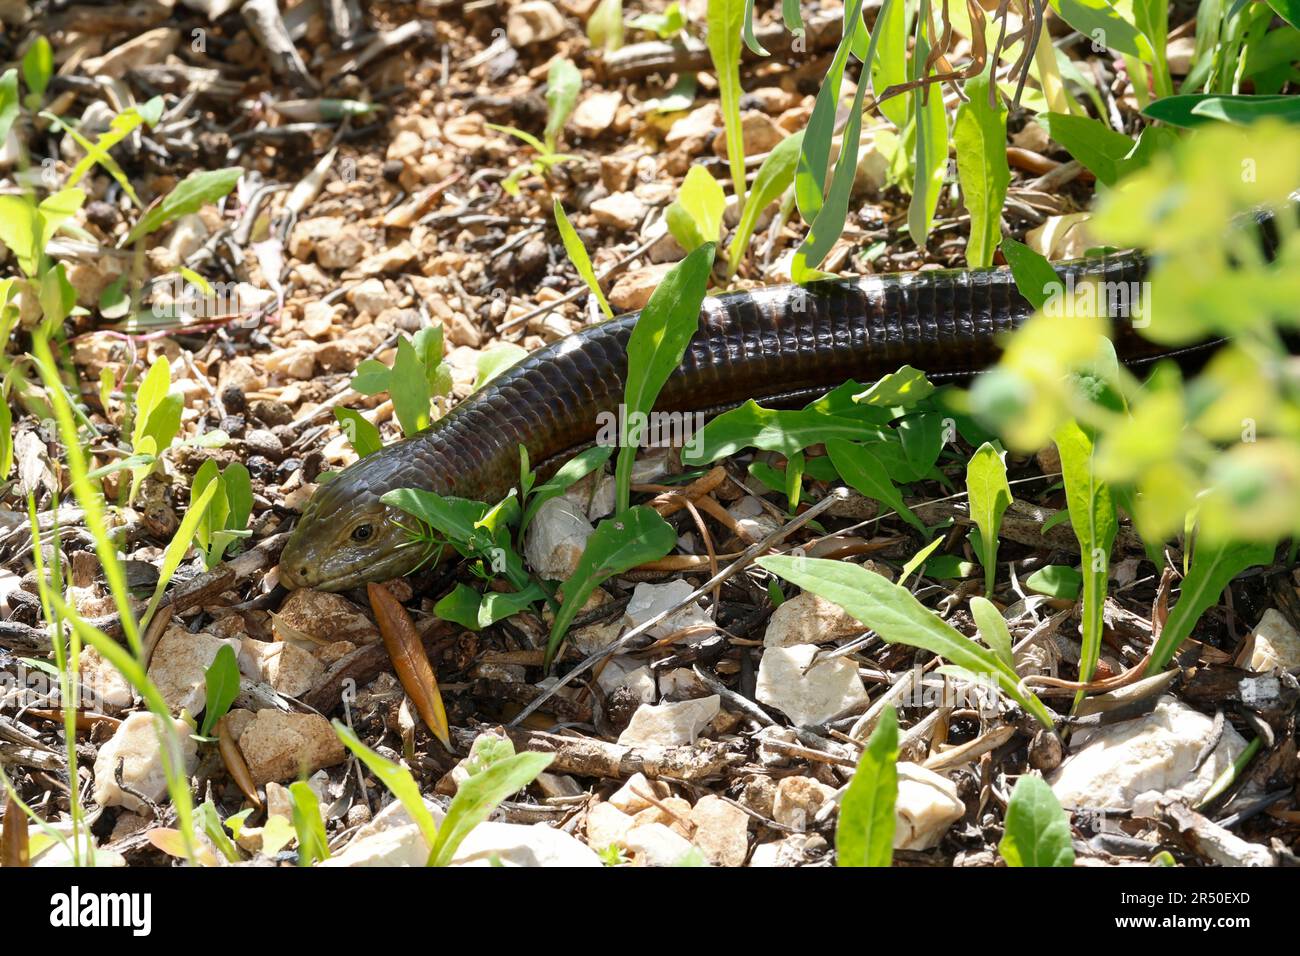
<box><xmin>836</xmin><ymin>705</ymin><xmax>899</xmax><ymax>867</ymax></box>
<box><xmin>757</xmin><ymin>554</ymin><xmax>1056</xmax><ymax>728</ymax></box>
<box><xmin>199</xmin><ymin>646</ymin><xmax>240</xmax><ymax>738</ymax></box>
<box><xmin>707</xmin><ymin>0</ymin><xmax>748</xmax><ymax>208</ymax></box>
<box><xmin>491</xmin><ymin>58</ymin><xmax>583</xmax><ymax>196</ymax></box>
<box><xmin>191</xmin><ymin>460</ymin><xmax>253</xmax><ymax>569</ymax></box>
<box><xmin>665</xmin><ymin>165</ymin><xmax>726</xmax><ymax>253</ymax></box>
<box><xmin>966</xmin><ymin>442</ymin><xmax>1012</xmax><ymax>596</ymax></box>
<box><xmin>350</xmin><ymin>326</ymin><xmax>452</xmax><ymax>437</ymax></box>
<box><xmin>998</xmin><ymin>775</ymin><xmax>1075</xmax><ymax>867</ymax></box>
<box><xmin>290</xmin><ymin>780</ymin><xmax>330</xmax><ymax>866</ymax></box>
<box><xmin>588</xmin><ymin>0</ymin><xmax>625</xmax><ymax>50</ymax></box>
<box><xmin>554</xmin><ymin>199</ymin><xmax>614</xmax><ymax>319</ymax></box>
<box><xmin>629</xmin><ymin>2</ymin><xmax>687</xmax><ymax>38</ymax></box>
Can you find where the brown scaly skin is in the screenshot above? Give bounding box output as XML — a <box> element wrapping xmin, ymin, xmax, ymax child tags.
<box><xmin>280</xmin><ymin>252</ymin><xmax>1179</xmax><ymax>591</ymax></box>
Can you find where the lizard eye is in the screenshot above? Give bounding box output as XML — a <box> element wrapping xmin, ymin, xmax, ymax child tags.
<box><xmin>351</xmin><ymin>524</ymin><xmax>374</xmax><ymax>542</ymax></box>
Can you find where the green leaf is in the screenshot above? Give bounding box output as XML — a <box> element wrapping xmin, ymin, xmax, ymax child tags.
<box><xmin>727</xmin><ymin>130</ymin><xmax>802</xmax><ymax>274</ymax></box>
<box><xmin>826</xmin><ymin>439</ymin><xmax>927</xmax><ymax>534</ymax></box>
<box><xmin>967</xmin><ymin>442</ymin><xmax>1012</xmax><ymax>596</ymax></box>
<box><xmin>544</xmin><ymin>58</ymin><xmax>582</xmax><ymax>152</ymax></box>
<box><xmin>389</xmin><ymin>336</ymin><xmax>432</xmax><ymax>436</ymax></box>
<box><xmin>0</xmin><ymin>70</ymin><xmax>19</xmax><ymax>147</ymax></box>
<box><xmin>707</xmin><ymin>0</ymin><xmax>749</xmax><ymax>207</ymax></box>
<box><xmin>629</xmin><ymin>2</ymin><xmax>687</xmax><ymax>38</ymax></box>
<box><xmin>907</xmin><ymin>6</ymin><xmax>950</xmax><ymax>247</ymax></box>
<box><xmin>1038</xmin><ymin>113</ymin><xmax>1136</xmax><ymax>186</ymax></box>
<box><xmin>333</xmin><ymin>407</ymin><xmax>383</xmax><ymax>457</ymax></box>
<box><xmin>554</xmin><ymin>200</ymin><xmax>614</xmax><ymax>319</ymax></box>
<box><xmin>0</xmin><ymin>385</ymin><xmax>11</xmax><ymax>483</ymax></box>
<box><xmin>836</xmin><ymin>705</ymin><xmax>899</xmax><ymax>867</ymax></box>
<box><xmin>521</xmin><ymin>444</ymin><xmax>613</xmax><ymax>532</ymax></box>
<box><xmin>615</xmin><ymin>242</ymin><xmax>715</xmax><ymax>511</ymax></box>
<box><xmin>382</xmin><ymin>489</ymin><xmax>485</xmax><ymax>543</ymax></box>
<box><xmin>969</xmin><ymin>596</ymin><xmax>1015</xmax><ymax>669</ymax></box>
<box><xmin>926</xmin><ymin>554</ymin><xmax>978</xmax><ymax>579</ymax></box>
<box><xmin>953</xmin><ymin>67</ymin><xmax>1009</xmax><ymax>267</ymax></box>
<box><xmin>1026</xmin><ymin>565</ymin><xmax>1083</xmax><ymax>599</ymax></box>
<box><xmin>545</xmin><ymin>506</ymin><xmax>677</xmax><ymax>666</ymax></box>
<box><xmin>1265</xmin><ymin>0</ymin><xmax>1300</xmax><ymax>29</ymax></box>
<box><xmin>756</xmin><ymin>555</ymin><xmax>1056</xmax><ymax>728</ymax></box>
<box><xmin>1148</xmin><ymin>538</ymin><xmax>1274</xmax><ymax>671</ymax></box>
<box><xmin>124</xmin><ymin>168</ymin><xmax>243</xmax><ymax>245</ymax></box>
<box><xmin>1048</xmin><ymin>0</ymin><xmax>1154</xmax><ymax>59</ymax></box>
<box><xmin>665</xmin><ymin>165</ymin><xmax>727</xmax><ymax>252</ymax></box>
<box><xmin>899</xmin><ymin>537</ymin><xmax>945</xmax><ymax>585</ymax></box>
<box><xmin>435</xmin><ymin>582</ymin><xmax>546</xmax><ymax>630</ymax></box>
<box><xmin>795</xmin><ymin>0</ymin><xmax>869</xmax><ymax>225</ymax></box>
<box><xmin>21</xmin><ymin>36</ymin><xmax>52</xmax><ymax>104</ymax></box>
<box><xmin>1142</xmin><ymin>93</ymin><xmax>1300</xmax><ymax>127</ymax></box>
<box><xmin>1001</xmin><ymin>238</ymin><xmax>1062</xmax><ymax>310</ymax></box>
<box><xmin>290</xmin><ymin>780</ymin><xmax>330</xmax><ymax>866</ymax></box>
<box><xmin>429</xmin><ymin>749</ymin><xmax>555</xmax><ymax>866</ymax></box>
<box><xmin>333</xmin><ymin>721</ymin><xmax>440</xmax><ymax>854</ymax></box>
<box><xmin>142</xmin><ymin>479</ymin><xmax>219</xmax><ymax>631</ymax></box>
<box><xmin>54</xmin><ymin>107</ymin><xmax>148</xmax><ymax>206</ymax></box>
<box><xmin>999</xmin><ymin>775</ymin><xmax>1075</xmax><ymax>867</ymax></box>
<box><xmin>870</xmin><ymin>0</ymin><xmax>908</xmax><ymax>128</ymax></box>
<box><xmin>474</xmin><ymin>344</ymin><xmax>528</xmax><ymax>392</ymax></box>
<box><xmin>199</xmin><ymin>645</ymin><xmax>240</xmax><ymax>737</ymax></box>
<box><xmin>683</xmin><ymin>400</ymin><xmax>890</xmax><ymax>465</ymax></box>
<box><xmin>349</xmin><ymin>358</ymin><xmax>390</xmax><ymax>395</ymax></box>
<box><xmin>196</xmin><ymin>799</ymin><xmax>240</xmax><ymax>863</ymax></box>
<box><xmin>587</xmin><ymin>0</ymin><xmax>624</xmax><ymax>50</ymax></box>
<box><xmin>854</xmin><ymin>365</ymin><xmax>935</xmax><ymax>407</ymax></box>
<box><xmin>1053</xmin><ymin>420</ymin><xmax>1116</xmax><ymax>708</ymax></box>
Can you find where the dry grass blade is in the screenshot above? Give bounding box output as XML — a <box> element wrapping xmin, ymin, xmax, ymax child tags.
<box><xmin>217</xmin><ymin>714</ymin><xmax>263</xmax><ymax>810</ymax></box>
<box><xmin>1</xmin><ymin>793</ymin><xmax>28</xmax><ymax>867</ymax></box>
<box><xmin>368</xmin><ymin>582</ymin><xmax>451</xmax><ymax>749</ymax></box>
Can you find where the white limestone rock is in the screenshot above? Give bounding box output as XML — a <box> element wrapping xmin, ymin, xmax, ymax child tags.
<box><xmin>617</xmin><ymin>695</ymin><xmax>720</xmax><ymax>747</ymax></box>
<box><xmin>756</xmin><ymin>644</ymin><xmax>870</xmax><ymax>726</ymax></box>
<box><xmin>1049</xmin><ymin>695</ymin><xmax>1247</xmax><ymax>811</ymax></box>
<box><xmin>93</xmin><ymin>712</ymin><xmax>199</xmax><ymax>812</ymax></box>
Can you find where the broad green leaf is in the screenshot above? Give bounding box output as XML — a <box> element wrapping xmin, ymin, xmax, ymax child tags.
<box><xmin>1049</xmin><ymin>0</ymin><xmax>1154</xmax><ymax>59</ymax></box>
<box><xmin>555</xmin><ymin>200</ymin><xmax>614</xmax><ymax>319</ymax></box>
<box><xmin>544</xmin><ymin>57</ymin><xmax>582</xmax><ymax>151</ymax></box>
<box><xmin>1001</xmin><ymin>238</ymin><xmax>1062</xmax><ymax>310</ymax></box>
<box><xmin>826</xmin><ymin>438</ymin><xmax>927</xmax><ymax>534</ymax></box>
<box><xmin>615</xmin><ymin>242</ymin><xmax>715</xmax><ymax>511</ymax></box>
<box><xmin>870</xmin><ymin>0</ymin><xmax>908</xmax><ymax>129</ymax></box>
<box><xmin>474</xmin><ymin>344</ymin><xmax>528</xmax><ymax>392</ymax></box>
<box><xmin>389</xmin><ymin>336</ymin><xmax>432</xmax><ymax>436</ymax></box>
<box><xmin>665</xmin><ymin>165</ymin><xmax>727</xmax><ymax>252</ymax></box>
<box><xmin>999</xmin><ymin>775</ymin><xmax>1074</xmax><ymax>866</ymax></box>
<box><xmin>707</xmin><ymin>0</ymin><xmax>748</xmax><ymax>206</ymax></box>
<box><xmin>683</xmin><ymin>400</ymin><xmax>890</xmax><ymax>465</ymax></box>
<box><xmin>1142</xmin><ymin>93</ymin><xmax>1300</xmax><ymax>127</ymax></box>
<box><xmin>546</xmin><ymin>506</ymin><xmax>677</xmax><ymax>666</ymax></box>
<box><xmin>349</xmin><ymin>358</ymin><xmax>390</xmax><ymax>395</ymax></box>
<box><xmin>333</xmin><ymin>721</ymin><xmax>439</xmax><ymax>854</ymax></box>
<box><xmin>1026</xmin><ymin>565</ymin><xmax>1083</xmax><ymax>599</ymax></box>
<box><xmin>854</xmin><ymin>365</ymin><xmax>935</xmax><ymax>407</ymax></box>
<box><xmin>953</xmin><ymin>68</ymin><xmax>1009</xmax><ymax>267</ymax></box>
<box><xmin>1038</xmin><ymin>113</ymin><xmax>1136</xmax><ymax>186</ymax></box>
<box><xmin>836</xmin><ymin>705</ymin><xmax>899</xmax><ymax>867</ymax></box>
<box><xmin>1149</xmin><ymin>538</ymin><xmax>1274</xmax><ymax>670</ymax></box>
<box><xmin>333</xmin><ymin>407</ymin><xmax>383</xmax><ymax>457</ymax></box>
<box><xmin>966</xmin><ymin>442</ymin><xmax>1012</xmax><ymax>596</ymax></box>
<box><xmin>1265</xmin><ymin>0</ymin><xmax>1300</xmax><ymax>28</ymax></box>
<box><xmin>1053</xmin><ymin>420</ymin><xmax>1116</xmax><ymax>708</ymax></box>
<box><xmin>0</xmin><ymin>195</ymin><xmax>38</xmax><ymax>276</ymax></box>
<box><xmin>969</xmin><ymin>596</ymin><xmax>1014</xmax><ymax>669</ymax></box>
<box><xmin>382</xmin><ymin>489</ymin><xmax>485</xmax><ymax>543</ymax></box>
<box><xmin>727</xmin><ymin>130</ymin><xmax>803</xmax><ymax>274</ymax></box>
<box><xmin>124</xmin><ymin>168</ymin><xmax>243</xmax><ymax>245</ymax></box>
<box><xmin>758</xmin><ymin>555</ymin><xmax>1055</xmax><ymax>728</ymax></box>
<box><xmin>435</xmin><ymin>582</ymin><xmax>547</xmax><ymax>630</ymax></box>
<box><xmin>429</xmin><ymin>750</ymin><xmax>555</xmax><ymax>866</ymax></box>
<box><xmin>199</xmin><ymin>645</ymin><xmax>240</xmax><ymax>736</ymax></box>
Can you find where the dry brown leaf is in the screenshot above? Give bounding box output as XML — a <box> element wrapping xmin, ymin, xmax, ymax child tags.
<box><xmin>218</xmin><ymin>714</ymin><xmax>263</xmax><ymax>810</ymax></box>
<box><xmin>1</xmin><ymin>793</ymin><xmax>29</xmax><ymax>867</ymax></box>
<box><xmin>368</xmin><ymin>582</ymin><xmax>451</xmax><ymax>749</ymax></box>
